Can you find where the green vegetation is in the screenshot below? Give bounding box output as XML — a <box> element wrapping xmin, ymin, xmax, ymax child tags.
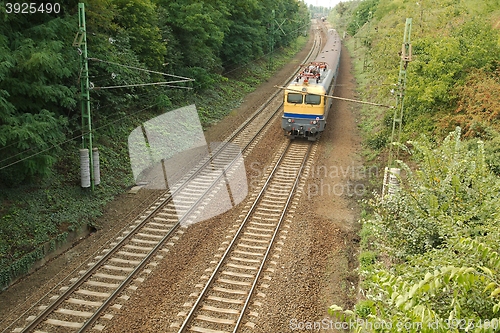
<box><xmin>331</xmin><ymin>129</ymin><xmax>500</xmax><ymax>332</ymax></box>
<box><xmin>0</xmin><ymin>0</ymin><xmax>310</xmax><ymax>288</ymax></box>
<box><xmin>0</xmin><ymin>0</ymin><xmax>310</xmax><ymax>184</ymax></box>
<box><xmin>328</xmin><ymin>0</ymin><xmax>500</xmax><ymax>330</ymax></box>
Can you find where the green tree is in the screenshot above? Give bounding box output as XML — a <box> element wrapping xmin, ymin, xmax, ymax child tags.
<box><xmin>158</xmin><ymin>0</ymin><xmax>230</xmax><ymax>71</ymax></box>
<box><xmin>0</xmin><ymin>11</ymin><xmax>76</xmax><ymax>185</ymax></box>
<box><xmin>264</xmin><ymin>0</ymin><xmax>308</xmax><ymax>49</ymax></box>
<box><xmin>83</xmin><ymin>0</ymin><xmax>162</xmax><ymax>119</ymax></box>
<box><xmin>346</xmin><ymin>0</ymin><xmax>378</xmax><ymax>36</ymax></box>
<box><xmin>112</xmin><ymin>0</ymin><xmax>166</xmax><ymax>70</ymax></box>
<box><xmin>220</xmin><ymin>0</ymin><xmax>266</xmax><ymax>67</ymax></box>
<box><xmin>406</xmin><ymin>20</ymin><xmax>500</xmax><ymax>119</ymax></box>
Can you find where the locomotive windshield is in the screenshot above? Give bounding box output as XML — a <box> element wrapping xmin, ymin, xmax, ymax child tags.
<box><xmin>305</xmin><ymin>94</ymin><xmax>321</xmax><ymax>105</ymax></box>
<box><xmin>287</xmin><ymin>93</ymin><xmax>303</xmax><ymax>104</ymax></box>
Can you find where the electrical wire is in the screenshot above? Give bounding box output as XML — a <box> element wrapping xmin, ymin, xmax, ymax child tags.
<box><xmin>223</xmin><ymin>21</ymin><xmax>311</xmax><ymax>76</ymax></box>
<box><xmin>92</xmin><ymin>80</ymin><xmax>193</xmax><ymax>90</ymax></box>
<box><xmin>0</xmin><ymin>56</ymin><xmax>193</xmax><ymax>161</ymax></box>
<box><xmin>0</xmin><ymin>83</ymin><xmax>172</xmax><ymax>164</ymax></box>
<box><xmin>88</xmin><ymin>57</ymin><xmax>195</xmax><ymax>81</ymax></box>
<box><xmin>0</xmin><ymin>98</ymin><xmax>163</xmax><ymax>171</ymax></box>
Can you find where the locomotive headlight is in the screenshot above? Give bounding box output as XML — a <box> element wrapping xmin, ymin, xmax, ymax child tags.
<box><xmin>288</xmin><ymin>118</ymin><xmax>292</xmax><ymax>123</ymax></box>
<box><xmin>312</xmin><ymin>120</ymin><xmax>317</xmax><ymax>125</ymax></box>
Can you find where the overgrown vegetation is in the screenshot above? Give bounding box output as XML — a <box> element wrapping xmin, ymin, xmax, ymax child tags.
<box><xmin>0</xmin><ymin>0</ymin><xmax>310</xmax><ymax>288</ymax></box>
<box><xmin>328</xmin><ymin>0</ymin><xmax>500</xmax><ymax>330</ymax></box>
<box><xmin>331</xmin><ymin>129</ymin><xmax>500</xmax><ymax>332</ymax></box>
<box><xmin>331</xmin><ymin>0</ymin><xmax>500</xmax><ymax>146</ymax></box>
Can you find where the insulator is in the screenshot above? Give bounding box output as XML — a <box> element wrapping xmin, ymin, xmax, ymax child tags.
<box><xmin>92</xmin><ymin>148</ymin><xmax>101</xmax><ymax>186</ymax></box>
<box><xmin>388</xmin><ymin>167</ymin><xmax>401</xmax><ymax>195</ymax></box>
<box><xmin>80</xmin><ymin>149</ymin><xmax>90</xmax><ymax>188</ymax></box>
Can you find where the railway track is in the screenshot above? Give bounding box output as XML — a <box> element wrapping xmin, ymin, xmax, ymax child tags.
<box><xmin>172</xmin><ymin>140</ymin><xmax>315</xmax><ymax>333</ymax></box>
<box><xmin>9</xmin><ymin>112</ymin><xmax>259</xmax><ymax>333</ymax></box>
<box><xmin>4</xmin><ymin>22</ymin><xmax>326</xmax><ymax>333</ymax></box>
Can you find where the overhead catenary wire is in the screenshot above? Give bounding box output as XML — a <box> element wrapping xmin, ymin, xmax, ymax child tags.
<box><xmin>0</xmin><ymin>82</ymin><xmax>165</xmax><ymax>166</ymax></box>
<box><xmin>274</xmin><ymin>85</ymin><xmax>394</xmax><ymax>109</ymax></box>
<box><xmin>0</xmin><ymin>98</ymin><xmax>164</xmax><ymax>171</ymax></box>
<box><xmin>0</xmin><ymin>19</ymin><xmax>307</xmax><ymax>166</ymax></box>
<box><xmin>92</xmin><ymin>80</ymin><xmax>194</xmax><ymax>90</ymax></box>
<box><xmin>223</xmin><ymin>21</ymin><xmax>311</xmax><ymax>76</ymax></box>
<box><xmin>85</xmin><ymin>13</ymin><xmax>311</xmax><ymax>78</ymax></box>
<box><xmin>0</xmin><ymin>55</ymin><xmax>194</xmax><ymax>165</ymax></box>
<box><xmin>2</xmin><ymin>44</ymin><xmax>206</xmax><ymax>168</ymax></box>
<box><xmin>2</xmin><ymin>17</ymin><xmax>309</xmax><ymax>152</ymax></box>
<box><xmin>88</xmin><ymin>57</ymin><xmax>194</xmax><ymax>89</ymax></box>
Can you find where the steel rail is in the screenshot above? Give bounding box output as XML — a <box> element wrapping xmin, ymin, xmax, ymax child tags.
<box><xmin>17</xmin><ymin>74</ymin><xmax>285</xmax><ymax>332</ymax></box>
<box><xmin>19</xmin><ymin>88</ymin><xmax>287</xmax><ymax>333</ymax></box>
<box><xmin>18</xmin><ymin>106</ymin><xmax>268</xmax><ymax>333</ymax></box>
<box><xmin>76</xmin><ymin>115</ymin><xmax>279</xmax><ymax>332</ymax></box>
<box><xmin>233</xmin><ymin>143</ymin><xmax>312</xmax><ymax>332</ymax></box>
<box><xmin>175</xmin><ymin>27</ymin><xmax>324</xmax><ymax>331</ymax></box>
<box><xmin>177</xmin><ymin>140</ymin><xmax>294</xmax><ymax>332</ymax></box>
<box><xmin>177</xmin><ymin>141</ymin><xmax>313</xmax><ymax>333</ymax></box>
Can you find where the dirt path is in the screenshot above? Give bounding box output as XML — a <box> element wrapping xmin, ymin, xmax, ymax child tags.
<box><xmin>241</xmin><ymin>42</ymin><xmax>362</xmax><ymax>332</ymax></box>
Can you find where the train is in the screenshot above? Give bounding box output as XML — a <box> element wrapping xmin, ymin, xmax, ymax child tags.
<box><xmin>281</xmin><ymin>27</ymin><xmax>341</xmax><ymax>141</ymax></box>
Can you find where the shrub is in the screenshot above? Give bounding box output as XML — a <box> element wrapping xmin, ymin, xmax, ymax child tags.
<box><xmin>329</xmin><ymin>128</ymin><xmax>500</xmax><ymax>331</ymax></box>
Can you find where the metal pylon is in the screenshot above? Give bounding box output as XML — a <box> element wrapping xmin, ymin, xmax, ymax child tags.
<box><xmin>73</xmin><ymin>2</ymin><xmax>94</xmax><ymax>190</ymax></box>
<box><xmin>383</xmin><ymin>18</ymin><xmax>412</xmax><ymax>197</ymax></box>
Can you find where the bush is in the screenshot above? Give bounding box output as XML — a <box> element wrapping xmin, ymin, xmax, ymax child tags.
<box><xmin>369</xmin><ymin>127</ymin><xmax>498</xmax><ymax>259</ymax></box>
<box><xmin>359</xmin><ymin>250</ymin><xmax>377</xmax><ymax>269</ymax></box>
<box><xmin>329</xmin><ymin>127</ymin><xmax>500</xmax><ymax>331</ymax></box>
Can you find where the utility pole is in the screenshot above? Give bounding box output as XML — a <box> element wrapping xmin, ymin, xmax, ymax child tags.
<box><xmin>363</xmin><ymin>11</ymin><xmax>373</xmax><ymax>72</ymax></box>
<box><xmin>268</xmin><ymin>10</ymin><xmax>287</xmax><ymax>70</ymax></box>
<box><xmin>269</xmin><ymin>9</ymin><xmax>275</xmax><ymax>70</ymax></box>
<box><xmin>383</xmin><ymin>18</ymin><xmax>412</xmax><ymax>198</ymax></box>
<box><xmin>73</xmin><ymin>2</ymin><xmax>96</xmax><ymax>191</ymax></box>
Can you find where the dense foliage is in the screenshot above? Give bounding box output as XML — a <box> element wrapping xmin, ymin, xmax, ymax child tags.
<box><xmin>330</xmin><ymin>0</ymin><xmax>500</xmax><ymax>145</ymax></box>
<box><xmin>331</xmin><ymin>129</ymin><xmax>500</xmax><ymax>332</ymax></box>
<box><xmin>0</xmin><ymin>0</ymin><xmax>310</xmax><ymax>185</ymax></box>
<box><xmin>328</xmin><ymin>0</ymin><xmax>500</xmax><ymax>330</ymax></box>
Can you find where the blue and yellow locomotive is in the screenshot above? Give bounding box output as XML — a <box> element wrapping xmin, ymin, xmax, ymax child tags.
<box><xmin>282</xmin><ymin>28</ymin><xmax>341</xmax><ymax>141</ymax></box>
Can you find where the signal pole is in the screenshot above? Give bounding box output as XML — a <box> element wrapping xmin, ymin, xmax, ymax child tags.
<box><xmin>383</xmin><ymin>18</ymin><xmax>412</xmax><ymax>197</ymax></box>
<box><xmin>74</xmin><ymin>2</ymin><xmax>95</xmax><ymax>191</ymax></box>
<box><xmin>269</xmin><ymin>10</ymin><xmax>275</xmax><ymax>70</ymax></box>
